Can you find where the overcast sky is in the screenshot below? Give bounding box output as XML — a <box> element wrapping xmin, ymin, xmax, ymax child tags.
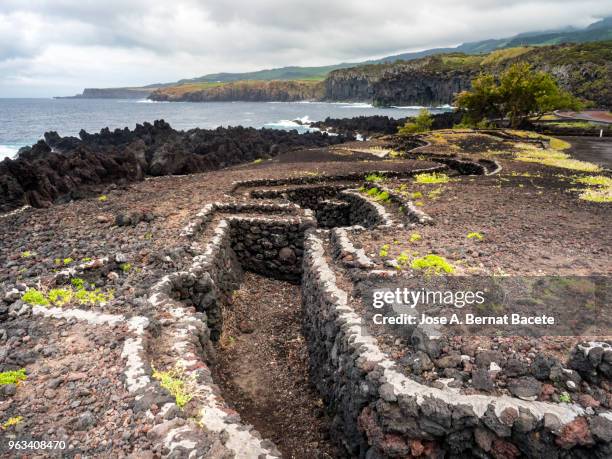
<box><xmin>1</xmin><ymin>1</ymin><xmax>611</xmax><ymax>97</ymax></box>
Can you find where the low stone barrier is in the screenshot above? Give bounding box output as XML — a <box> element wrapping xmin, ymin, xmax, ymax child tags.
<box><xmin>302</xmin><ymin>230</ymin><xmax>612</xmax><ymax>458</ymax></box>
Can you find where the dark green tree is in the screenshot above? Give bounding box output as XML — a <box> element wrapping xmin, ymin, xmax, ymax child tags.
<box><xmin>397</xmin><ymin>108</ymin><xmax>433</xmax><ymax>136</ymax></box>
<box><xmin>455</xmin><ymin>63</ymin><xmax>583</xmax><ymax>128</ymax></box>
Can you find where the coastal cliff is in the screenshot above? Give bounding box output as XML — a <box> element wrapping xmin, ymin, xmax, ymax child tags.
<box><xmin>325</xmin><ymin>42</ymin><xmax>612</xmax><ymax>107</ymax></box>
<box><xmin>58</xmin><ymin>87</ymin><xmax>155</xmax><ymax>99</ymax></box>
<box><xmin>149</xmin><ymin>80</ymin><xmax>324</xmax><ymax>102</ymax></box>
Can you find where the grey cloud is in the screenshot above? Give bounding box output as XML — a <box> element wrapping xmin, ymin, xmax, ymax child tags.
<box><xmin>0</xmin><ymin>0</ymin><xmax>611</xmax><ymax>97</ymax></box>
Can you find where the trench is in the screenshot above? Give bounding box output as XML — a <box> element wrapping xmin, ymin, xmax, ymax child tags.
<box><xmin>200</xmin><ymin>188</ymin><xmax>382</xmax><ymax>457</ymax></box>
<box><xmin>211</xmin><ymin>272</ymin><xmax>345</xmax><ymax>458</ymax></box>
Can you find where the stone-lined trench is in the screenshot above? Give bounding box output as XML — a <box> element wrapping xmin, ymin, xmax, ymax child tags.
<box><xmin>197</xmin><ymin>187</ymin><xmax>385</xmax><ymax>458</ymax></box>
<box><xmin>169</xmin><ymin>158</ymin><xmax>611</xmax><ymax>458</ymax></box>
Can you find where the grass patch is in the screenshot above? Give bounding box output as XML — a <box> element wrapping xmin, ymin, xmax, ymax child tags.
<box><xmin>0</xmin><ymin>369</ymin><xmax>27</xmax><ymax>386</ymax></box>
<box><xmin>152</xmin><ymin>365</ymin><xmax>196</xmax><ymax>408</ymax></box>
<box><xmin>515</xmin><ymin>144</ymin><xmax>601</xmax><ymax>172</ymax></box>
<box><xmin>365</xmin><ymin>173</ymin><xmax>386</xmax><ymax>183</ymax></box>
<box><xmin>414</xmin><ymin>172</ymin><xmax>451</xmax><ymax>184</ymax></box>
<box><xmin>21</xmin><ymin>283</ymin><xmax>114</xmax><ymax>307</ymax></box>
<box><xmin>549</xmin><ymin>137</ymin><xmax>571</xmax><ymax>151</ymax></box>
<box><xmin>411</xmin><ymin>254</ymin><xmax>455</xmax><ymax>275</ymax></box>
<box><xmin>572</xmin><ymin>175</ymin><xmax>612</xmax><ymax>202</ymax></box>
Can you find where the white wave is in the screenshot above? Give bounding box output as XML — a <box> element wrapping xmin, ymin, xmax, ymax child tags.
<box><xmin>0</xmin><ymin>144</ymin><xmax>19</xmax><ymax>159</ymax></box>
<box><xmin>135</xmin><ymin>99</ymin><xmax>168</xmax><ymax>103</ymax></box>
<box><xmin>391</xmin><ymin>105</ymin><xmax>427</xmax><ymax>109</ymax></box>
<box><xmin>339</xmin><ymin>102</ymin><xmax>374</xmax><ymax>108</ymax></box>
<box><xmin>263</xmin><ymin>117</ymin><xmax>320</xmax><ymax>134</ymax></box>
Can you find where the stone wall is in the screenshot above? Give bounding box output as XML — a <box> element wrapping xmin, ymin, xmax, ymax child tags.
<box><xmin>302</xmin><ymin>230</ymin><xmax>612</xmax><ymax>458</ymax></box>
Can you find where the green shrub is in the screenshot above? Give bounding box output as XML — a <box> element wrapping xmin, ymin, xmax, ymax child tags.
<box><xmin>0</xmin><ymin>369</ymin><xmax>26</xmax><ymax>386</ymax></box>
<box><xmin>409</xmin><ymin>233</ymin><xmax>422</xmax><ymax>243</ymax></box>
<box><xmin>120</xmin><ymin>263</ymin><xmax>132</xmax><ymax>273</ymax></box>
<box><xmin>21</xmin><ymin>289</ymin><xmax>49</xmax><ymax>306</ymax></box>
<box><xmin>415</xmin><ymin>172</ymin><xmax>451</xmax><ymax>184</ymax></box>
<box><xmin>398</xmin><ymin>109</ymin><xmax>433</xmax><ymax>136</ymax></box>
<box><xmin>152</xmin><ymin>365</ymin><xmax>195</xmax><ymax>408</ymax></box>
<box><xmin>411</xmin><ymin>254</ymin><xmax>455</xmax><ymax>274</ymax></box>
<box><xmin>365</xmin><ymin>173</ymin><xmax>385</xmax><ymax>183</ymax></box>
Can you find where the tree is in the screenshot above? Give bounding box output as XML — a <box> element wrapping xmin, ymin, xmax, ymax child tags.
<box><xmin>398</xmin><ymin>109</ymin><xmax>433</xmax><ymax>135</ymax></box>
<box><xmin>455</xmin><ymin>63</ymin><xmax>583</xmax><ymax>128</ymax></box>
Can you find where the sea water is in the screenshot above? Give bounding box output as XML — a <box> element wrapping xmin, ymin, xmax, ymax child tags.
<box><xmin>0</xmin><ymin>98</ymin><xmax>451</xmax><ymax>159</ymax></box>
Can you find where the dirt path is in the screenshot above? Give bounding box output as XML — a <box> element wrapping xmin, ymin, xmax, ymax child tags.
<box><xmin>211</xmin><ymin>272</ymin><xmax>345</xmax><ymax>459</ymax></box>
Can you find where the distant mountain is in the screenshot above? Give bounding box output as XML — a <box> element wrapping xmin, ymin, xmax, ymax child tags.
<box><xmin>59</xmin><ymin>16</ymin><xmax>612</xmax><ymax>99</ymax></box>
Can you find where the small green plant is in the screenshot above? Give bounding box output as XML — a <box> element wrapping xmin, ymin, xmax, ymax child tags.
<box><xmin>396</xmin><ymin>251</ymin><xmax>410</xmax><ymax>266</ymax></box>
<box><xmin>1</xmin><ymin>416</ymin><xmax>23</xmax><ymax>430</ymax></box>
<box><xmin>20</xmin><ymin>251</ymin><xmax>33</xmax><ymax>258</ymax></box>
<box><xmin>81</xmin><ymin>257</ymin><xmax>92</xmax><ymax>262</ymax></box>
<box><xmin>98</xmin><ymin>195</ymin><xmax>108</xmax><ymax>202</ymax></box>
<box><xmin>374</xmin><ymin>190</ymin><xmax>390</xmax><ymax>203</ymax></box>
<box><xmin>467</xmin><ymin>232</ymin><xmax>484</xmax><ymax>240</ymax></box>
<box><xmin>559</xmin><ymin>392</ymin><xmax>572</xmax><ymax>403</ymax></box>
<box><xmin>410</xmin><ymin>191</ymin><xmax>423</xmax><ymax>199</ymax></box>
<box><xmin>144</xmin><ymin>232</ymin><xmax>153</xmax><ymax>240</ymax></box>
<box><xmin>21</xmin><ymin>289</ymin><xmax>49</xmax><ymax>306</ymax></box>
<box><xmin>411</xmin><ymin>254</ymin><xmax>455</xmax><ymax>274</ymax></box>
<box><xmin>427</xmin><ymin>187</ymin><xmax>444</xmax><ymax>199</ymax></box>
<box><xmin>365</xmin><ymin>173</ymin><xmax>385</xmax><ymax>183</ymax></box>
<box><xmin>415</xmin><ymin>172</ymin><xmax>451</xmax><ymax>184</ymax></box>
<box><xmin>152</xmin><ymin>365</ymin><xmax>195</xmax><ymax>408</ymax></box>
<box><xmin>252</xmin><ymin>158</ymin><xmax>263</xmax><ymax>164</ymax></box>
<box><xmin>379</xmin><ymin>244</ymin><xmax>390</xmax><ymax>257</ymax></box>
<box><xmin>63</xmin><ymin>257</ymin><xmax>74</xmax><ymax>265</ymax></box>
<box><xmin>54</xmin><ymin>258</ymin><xmax>61</xmax><ymax>266</ymax></box>
<box><xmin>74</xmin><ymin>288</ymin><xmax>114</xmax><ymax>306</ymax></box>
<box><xmin>0</xmin><ymin>369</ymin><xmax>27</xmax><ymax>386</ymax></box>
<box><xmin>120</xmin><ymin>263</ymin><xmax>132</xmax><ymax>273</ymax></box>
<box><xmin>71</xmin><ymin>278</ymin><xmax>85</xmax><ymax>289</ymax></box>
<box><xmin>366</xmin><ymin>187</ymin><xmax>379</xmax><ymax>196</ymax></box>
<box><xmin>47</xmin><ymin>288</ymin><xmax>73</xmax><ymax>306</ymax></box>
<box><xmin>409</xmin><ymin>233</ymin><xmax>422</xmax><ymax>243</ymax></box>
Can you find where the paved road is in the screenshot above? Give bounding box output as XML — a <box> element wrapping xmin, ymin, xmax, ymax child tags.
<box><xmin>562</xmin><ymin>136</ymin><xmax>612</xmax><ymax>169</ymax></box>
<box><xmin>556</xmin><ymin>110</ymin><xmax>612</xmax><ymax>124</ymax></box>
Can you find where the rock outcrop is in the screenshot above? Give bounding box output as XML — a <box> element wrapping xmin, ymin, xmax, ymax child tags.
<box><xmin>0</xmin><ymin>120</ymin><xmax>350</xmax><ymax>212</ymax></box>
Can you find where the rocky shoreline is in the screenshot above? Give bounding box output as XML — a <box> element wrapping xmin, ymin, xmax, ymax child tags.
<box><xmin>0</xmin><ymin>120</ymin><xmax>351</xmax><ymax>213</ymax></box>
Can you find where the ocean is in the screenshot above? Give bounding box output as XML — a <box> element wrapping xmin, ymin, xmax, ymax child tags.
<box><xmin>0</xmin><ymin>98</ymin><xmax>452</xmax><ymax>159</ymax></box>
